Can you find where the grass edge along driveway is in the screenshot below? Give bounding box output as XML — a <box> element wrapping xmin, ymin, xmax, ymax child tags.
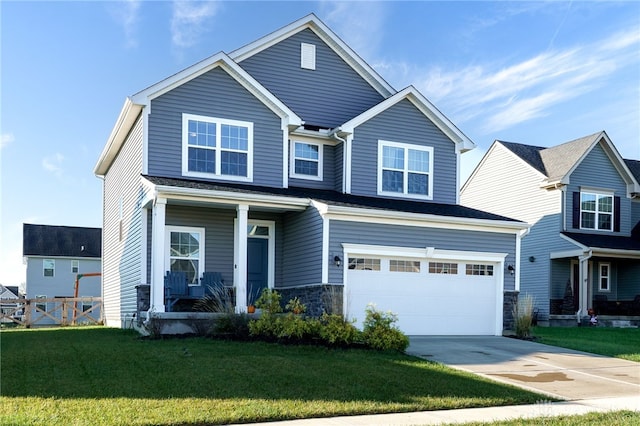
<box><xmin>1</xmin><ymin>326</ymin><xmax>550</xmax><ymax>425</ymax></box>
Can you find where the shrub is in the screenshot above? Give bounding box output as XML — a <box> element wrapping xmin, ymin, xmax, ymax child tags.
<box><xmin>214</xmin><ymin>313</ymin><xmax>251</xmax><ymax>340</ymax></box>
<box><xmin>277</xmin><ymin>314</ymin><xmax>319</xmax><ymax>342</ymax></box>
<box><xmin>319</xmin><ymin>313</ymin><xmax>362</xmax><ymax>347</ymax></box>
<box><xmin>361</xmin><ymin>304</ymin><xmax>409</xmax><ymax>352</ymax></box>
<box><xmin>285</xmin><ymin>297</ymin><xmax>306</xmax><ymax>314</ymax></box>
<box><xmin>513</xmin><ymin>293</ymin><xmax>535</xmax><ymax>338</ymax></box>
<box><xmin>254</xmin><ymin>289</ymin><xmax>283</xmax><ymax>314</ymax></box>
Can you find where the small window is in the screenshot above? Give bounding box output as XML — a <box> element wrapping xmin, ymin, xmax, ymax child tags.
<box><xmin>599</xmin><ymin>263</ymin><xmax>610</xmax><ymax>291</ymax></box>
<box><xmin>378</xmin><ymin>141</ymin><xmax>433</xmax><ymax>199</ymax></box>
<box><xmin>465</xmin><ymin>264</ymin><xmax>494</xmax><ymax>276</ymax></box>
<box><xmin>301</xmin><ymin>43</ymin><xmax>316</xmax><ymax>70</ymax></box>
<box><xmin>71</xmin><ymin>260</ymin><xmax>79</xmax><ymax>274</ymax></box>
<box><xmin>43</xmin><ymin>259</ymin><xmax>55</xmax><ymax>277</ymax></box>
<box><xmin>429</xmin><ymin>262</ymin><xmax>458</xmax><ymax>274</ymax></box>
<box><xmin>35</xmin><ymin>295</ymin><xmax>47</xmax><ymax>312</ymax></box>
<box><xmin>290</xmin><ymin>141</ymin><xmax>322</xmax><ymax>180</ymax></box>
<box><xmin>348</xmin><ymin>258</ymin><xmax>381</xmax><ymax>271</ymax></box>
<box><xmin>581</xmin><ymin>192</ymin><xmax>613</xmax><ymax>231</ymax></box>
<box><xmin>390</xmin><ymin>260</ymin><xmax>420</xmax><ymax>272</ymax></box>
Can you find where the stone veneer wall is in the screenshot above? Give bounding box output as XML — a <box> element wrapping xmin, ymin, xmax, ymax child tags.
<box><xmin>503</xmin><ymin>290</ymin><xmax>518</xmax><ymax>332</ymax></box>
<box><xmin>277</xmin><ymin>284</ymin><xmax>343</xmax><ymax>317</ymax></box>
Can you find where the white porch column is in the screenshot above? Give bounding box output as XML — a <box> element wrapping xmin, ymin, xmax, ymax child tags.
<box><xmin>235</xmin><ymin>204</ymin><xmax>249</xmax><ymax>313</ymax></box>
<box><xmin>150</xmin><ymin>198</ymin><xmax>167</xmax><ymax>313</ymax></box>
<box><xmin>578</xmin><ymin>252</ymin><xmax>591</xmax><ymax>318</ymax></box>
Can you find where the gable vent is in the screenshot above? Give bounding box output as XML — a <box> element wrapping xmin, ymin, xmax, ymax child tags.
<box><xmin>301</xmin><ymin>43</ymin><xmax>316</xmax><ymax>70</ymax></box>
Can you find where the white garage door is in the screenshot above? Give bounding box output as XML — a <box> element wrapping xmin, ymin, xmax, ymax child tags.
<box><xmin>346</xmin><ymin>256</ymin><xmax>500</xmax><ymax>335</ymax></box>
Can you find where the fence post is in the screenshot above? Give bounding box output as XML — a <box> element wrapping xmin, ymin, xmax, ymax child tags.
<box><xmin>62</xmin><ymin>300</ymin><xmax>69</xmax><ymax>326</ymax></box>
<box><xmin>24</xmin><ymin>300</ymin><xmax>32</xmax><ymax>328</ymax></box>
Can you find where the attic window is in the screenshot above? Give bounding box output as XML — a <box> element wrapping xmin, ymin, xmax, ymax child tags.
<box><xmin>301</xmin><ymin>43</ymin><xmax>316</xmax><ymax>70</ymax></box>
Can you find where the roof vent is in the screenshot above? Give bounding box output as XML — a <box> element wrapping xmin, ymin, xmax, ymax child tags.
<box><xmin>301</xmin><ymin>43</ymin><xmax>316</xmax><ymax>70</ymax></box>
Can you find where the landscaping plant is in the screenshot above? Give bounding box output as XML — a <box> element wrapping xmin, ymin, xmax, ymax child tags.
<box><xmin>361</xmin><ymin>304</ymin><xmax>409</xmax><ymax>352</ymax></box>
<box><xmin>512</xmin><ymin>293</ymin><xmax>535</xmax><ymax>339</ymax></box>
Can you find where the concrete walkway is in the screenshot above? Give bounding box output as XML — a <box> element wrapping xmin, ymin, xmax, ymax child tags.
<box><xmin>244</xmin><ymin>336</ymin><xmax>639</xmax><ymax>425</ymax></box>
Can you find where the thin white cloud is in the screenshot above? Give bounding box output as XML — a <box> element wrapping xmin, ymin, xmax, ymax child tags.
<box><xmin>42</xmin><ymin>153</ymin><xmax>65</xmax><ymax>177</ymax></box>
<box><xmin>321</xmin><ymin>1</ymin><xmax>386</xmax><ymax>61</ymax></box>
<box><xmin>381</xmin><ymin>25</ymin><xmax>640</xmax><ymax>134</ymax></box>
<box><xmin>1</xmin><ymin>133</ymin><xmax>14</xmax><ymax>149</ymax></box>
<box><xmin>109</xmin><ymin>0</ymin><xmax>141</xmax><ymax>48</ymax></box>
<box><xmin>171</xmin><ymin>1</ymin><xmax>220</xmax><ymax>49</ymax></box>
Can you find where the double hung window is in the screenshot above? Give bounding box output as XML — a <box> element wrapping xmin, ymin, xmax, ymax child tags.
<box><xmin>291</xmin><ymin>141</ymin><xmax>322</xmax><ymax>180</ymax></box>
<box><xmin>581</xmin><ymin>192</ymin><xmax>613</xmax><ymax>231</ymax></box>
<box><xmin>166</xmin><ymin>226</ymin><xmax>205</xmax><ymax>285</ymax></box>
<box><xmin>378</xmin><ymin>141</ymin><xmax>433</xmax><ymax>199</ymax></box>
<box><xmin>43</xmin><ymin>259</ymin><xmax>55</xmax><ymax>277</ymax></box>
<box><xmin>182</xmin><ymin>114</ymin><xmax>253</xmax><ymax>181</ymax></box>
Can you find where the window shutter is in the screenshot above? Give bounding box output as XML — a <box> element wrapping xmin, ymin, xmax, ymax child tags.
<box><xmin>614</xmin><ymin>196</ymin><xmax>621</xmax><ymax>232</ymax></box>
<box><xmin>572</xmin><ymin>192</ymin><xmax>580</xmax><ymax>229</ymax></box>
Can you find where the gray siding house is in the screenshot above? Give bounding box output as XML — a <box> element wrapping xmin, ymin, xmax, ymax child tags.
<box><xmin>461</xmin><ymin>131</ymin><xmax>640</xmax><ymax>325</ymax></box>
<box><xmin>22</xmin><ymin>224</ymin><xmax>102</xmax><ymax>324</ymax></box>
<box><xmin>95</xmin><ymin>14</ymin><xmax>527</xmax><ymax>335</ymax></box>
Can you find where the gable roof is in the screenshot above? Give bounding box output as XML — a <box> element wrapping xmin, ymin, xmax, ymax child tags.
<box><xmin>624</xmin><ymin>158</ymin><xmax>640</xmax><ymax>182</ymax></box>
<box><xmin>498</xmin><ymin>131</ymin><xmax>639</xmax><ymax>193</ymax></box>
<box><xmin>23</xmin><ymin>224</ymin><xmax>102</xmax><ymax>258</ymax></box>
<box><xmin>337</xmin><ymin>86</ymin><xmax>475</xmax><ymax>153</ymax></box>
<box><xmin>230</xmin><ymin>13</ymin><xmax>395</xmax><ymax>98</ymax></box>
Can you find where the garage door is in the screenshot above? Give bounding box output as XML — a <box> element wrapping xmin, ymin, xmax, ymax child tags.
<box><xmin>346</xmin><ymin>256</ymin><xmax>500</xmax><ymax>335</ymax></box>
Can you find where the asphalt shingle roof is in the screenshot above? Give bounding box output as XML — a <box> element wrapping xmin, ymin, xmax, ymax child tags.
<box><xmin>144</xmin><ymin>175</ymin><xmax>521</xmax><ymax>223</ymax></box>
<box><xmin>23</xmin><ymin>224</ymin><xmax>102</xmax><ymax>258</ymax></box>
<box><xmin>624</xmin><ymin>158</ymin><xmax>640</xmax><ymax>182</ymax></box>
<box><xmin>562</xmin><ymin>232</ymin><xmax>640</xmax><ymax>251</ymax></box>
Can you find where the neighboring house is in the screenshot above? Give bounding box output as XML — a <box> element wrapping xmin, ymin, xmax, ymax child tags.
<box><xmin>0</xmin><ymin>284</ymin><xmax>22</xmax><ymax>321</ymax></box>
<box><xmin>23</xmin><ymin>224</ymin><xmax>102</xmax><ymax>324</ymax></box>
<box><xmin>461</xmin><ymin>131</ymin><xmax>640</xmax><ymax>324</ymax></box>
<box><xmin>94</xmin><ymin>14</ymin><xmax>528</xmax><ymax>336</ymax></box>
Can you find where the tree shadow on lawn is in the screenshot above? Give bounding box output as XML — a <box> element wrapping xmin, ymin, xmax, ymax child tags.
<box><xmin>2</xmin><ymin>327</ymin><xmax>546</xmax><ymax>406</ymax></box>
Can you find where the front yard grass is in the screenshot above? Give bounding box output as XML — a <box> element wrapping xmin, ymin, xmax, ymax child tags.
<box><xmin>450</xmin><ymin>410</ymin><xmax>640</xmax><ymax>426</ymax></box>
<box><xmin>533</xmin><ymin>326</ymin><xmax>640</xmax><ymax>362</ymax></box>
<box><xmin>0</xmin><ymin>327</ymin><xmax>548</xmax><ymax>425</ymax></box>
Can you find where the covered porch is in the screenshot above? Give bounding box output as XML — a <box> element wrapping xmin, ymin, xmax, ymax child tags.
<box><xmin>548</xmin><ymin>232</ymin><xmax>640</xmax><ymax>326</ymax></box>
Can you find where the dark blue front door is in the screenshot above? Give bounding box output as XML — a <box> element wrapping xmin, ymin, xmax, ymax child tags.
<box><xmin>247</xmin><ymin>237</ymin><xmax>268</xmax><ymax>305</ymax></box>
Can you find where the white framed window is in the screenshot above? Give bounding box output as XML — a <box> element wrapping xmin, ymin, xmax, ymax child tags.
<box><xmin>35</xmin><ymin>295</ymin><xmax>47</xmax><ymax>312</ymax></box>
<box><xmin>71</xmin><ymin>260</ymin><xmax>79</xmax><ymax>274</ymax></box>
<box><xmin>182</xmin><ymin>113</ymin><xmax>253</xmax><ymax>182</ymax></box>
<box><xmin>465</xmin><ymin>264</ymin><xmax>494</xmax><ymax>276</ymax></box>
<box><xmin>390</xmin><ymin>260</ymin><xmax>420</xmax><ymax>273</ymax></box>
<box><xmin>43</xmin><ymin>259</ymin><xmax>55</xmax><ymax>277</ymax></box>
<box><xmin>581</xmin><ymin>191</ymin><xmax>613</xmax><ymax>231</ymax></box>
<box><xmin>599</xmin><ymin>263</ymin><xmax>610</xmax><ymax>291</ymax></box>
<box><xmin>165</xmin><ymin>226</ymin><xmax>205</xmax><ymax>285</ymax></box>
<box><xmin>348</xmin><ymin>258</ymin><xmax>381</xmax><ymax>271</ymax></box>
<box><xmin>290</xmin><ymin>141</ymin><xmax>322</xmax><ymax>180</ymax></box>
<box><xmin>378</xmin><ymin>141</ymin><xmax>433</xmax><ymax>199</ymax></box>
<box><xmin>429</xmin><ymin>262</ymin><xmax>458</xmax><ymax>274</ymax></box>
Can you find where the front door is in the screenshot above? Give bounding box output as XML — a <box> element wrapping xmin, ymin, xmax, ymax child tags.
<box><xmin>247</xmin><ymin>237</ymin><xmax>268</xmax><ymax>305</ymax></box>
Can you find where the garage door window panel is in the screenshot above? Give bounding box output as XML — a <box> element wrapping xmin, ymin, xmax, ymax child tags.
<box><xmin>428</xmin><ymin>262</ymin><xmax>458</xmax><ymax>274</ymax></box>
<box><xmin>466</xmin><ymin>264</ymin><xmax>494</xmax><ymax>276</ymax></box>
<box><xmin>390</xmin><ymin>260</ymin><xmax>420</xmax><ymax>272</ymax></box>
<box><xmin>348</xmin><ymin>258</ymin><xmax>380</xmax><ymax>271</ymax></box>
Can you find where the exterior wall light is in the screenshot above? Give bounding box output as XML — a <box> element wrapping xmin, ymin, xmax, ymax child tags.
<box><xmin>507</xmin><ymin>264</ymin><xmax>515</xmax><ymax>275</ymax></box>
<box><xmin>334</xmin><ymin>255</ymin><xmax>342</xmax><ymax>267</ymax></box>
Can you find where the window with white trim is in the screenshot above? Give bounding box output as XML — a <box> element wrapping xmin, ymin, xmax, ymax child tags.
<box><xmin>35</xmin><ymin>295</ymin><xmax>47</xmax><ymax>312</ymax></box>
<box><xmin>599</xmin><ymin>263</ymin><xmax>610</xmax><ymax>291</ymax></box>
<box><xmin>71</xmin><ymin>260</ymin><xmax>79</xmax><ymax>274</ymax></box>
<box><xmin>166</xmin><ymin>227</ymin><xmax>205</xmax><ymax>285</ymax></box>
<box><xmin>43</xmin><ymin>259</ymin><xmax>55</xmax><ymax>277</ymax></box>
<box><xmin>182</xmin><ymin>114</ymin><xmax>253</xmax><ymax>181</ymax></box>
<box><xmin>429</xmin><ymin>262</ymin><xmax>458</xmax><ymax>274</ymax></box>
<box><xmin>581</xmin><ymin>192</ymin><xmax>613</xmax><ymax>231</ymax></box>
<box><xmin>390</xmin><ymin>260</ymin><xmax>420</xmax><ymax>272</ymax></box>
<box><xmin>290</xmin><ymin>141</ymin><xmax>322</xmax><ymax>180</ymax></box>
<box><xmin>465</xmin><ymin>264</ymin><xmax>494</xmax><ymax>276</ymax></box>
<box><xmin>348</xmin><ymin>258</ymin><xmax>381</xmax><ymax>271</ymax></box>
<box><xmin>378</xmin><ymin>141</ymin><xmax>433</xmax><ymax>199</ymax></box>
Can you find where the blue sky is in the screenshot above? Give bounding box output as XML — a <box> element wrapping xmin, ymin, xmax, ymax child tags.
<box><xmin>1</xmin><ymin>1</ymin><xmax>639</xmax><ymax>288</ymax></box>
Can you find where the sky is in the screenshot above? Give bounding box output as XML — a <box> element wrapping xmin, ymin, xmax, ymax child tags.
<box><xmin>1</xmin><ymin>1</ymin><xmax>639</xmax><ymax>288</ymax></box>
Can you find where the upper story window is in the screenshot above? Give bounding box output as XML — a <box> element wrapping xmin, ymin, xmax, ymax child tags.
<box><xmin>290</xmin><ymin>141</ymin><xmax>322</xmax><ymax>180</ymax></box>
<box><xmin>378</xmin><ymin>141</ymin><xmax>433</xmax><ymax>200</ymax></box>
<box><xmin>581</xmin><ymin>192</ymin><xmax>613</xmax><ymax>231</ymax></box>
<box><xmin>182</xmin><ymin>113</ymin><xmax>253</xmax><ymax>182</ymax></box>
<box><xmin>43</xmin><ymin>259</ymin><xmax>55</xmax><ymax>277</ymax></box>
<box><xmin>71</xmin><ymin>260</ymin><xmax>79</xmax><ymax>274</ymax></box>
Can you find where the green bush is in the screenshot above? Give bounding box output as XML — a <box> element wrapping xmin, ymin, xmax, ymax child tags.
<box><xmin>361</xmin><ymin>305</ymin><xmax>409</xmax><ymax>352</ymax></box>
<box><xmin>248</xmin><ymin>313</ymin><xmax>282</xmax><ymax>340</ymax></box>
<box><xmin>214</xmin><ymin>313</ymin><xmax>251</xmax><ymax>340</ymax></box>
<box><xmin>319</xmin><ymin>313</ymin><xmax>362</xmax><ymax>347</ymax></box>
<box><xmin>254</xmin><ymin>289</ymin><xmax>283</xmax><ymax>314</ymax></box>
<box><xmin>285</xmin><ymin>297</ymin><xmax>306</xmax><ymax>314</ymax></box>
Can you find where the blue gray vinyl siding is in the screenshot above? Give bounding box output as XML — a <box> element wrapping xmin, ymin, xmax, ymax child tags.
<box><xmin>238</xmin><ymin>29</ymin><xmax>385</xmax><ymax>128</ymax></box>
<box><xmin>288</xmin><ymin>144</ymin><xmax>336</xmax><ymax>190</ymax></box>
<box><xmin>350</xmin><ymin>99</ymin><xmax>457</xmax><ymax>204</ymax></box>
<box><xmin>549</xmin><ymin>258</ymin><xmax>572</xmax><ymax>300</ymax></box>
<box><xmin>281</xmin><ymin>207</ymin><xmax>323</xmax><ymax>287</ymax></box>
<box><xmin>617</xmin><ymin>259</ymin><xmax>640</xmax><ymax>299</ymax></box>
<box><xmin>334</xmin><ymin>142</ymin><xmax>344</xmax><ymax>192</ymax></box>
<box><xmin>148</xmin><ymin>67</ymin><xmax>284</xmax><ymax>188</ymax></box>
<box><xmin>328</xmin><ymin>220</ymin><xmax>517</xmax><ymax>289</ymax></box>
<box><xmin>102</xmin><ymin>114</ymin><xmax>146</xmax><ymax>327</ymax></box>
<box><xmin>566</xmin><ymin>142</ymin><xmax>631</xmax><ymax>235</ymax></box>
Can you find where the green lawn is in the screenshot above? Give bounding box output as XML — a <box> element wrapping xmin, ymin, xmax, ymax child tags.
<box><xmin>533</xmin><ymin>326</ymin><xmax>640</xmax><ymax>362</ymax></box>
<box><xmin>449</xmin><ymin>411</ymin><xmax>640</xmax><ymax>426</ymax></box>
<box><xmin>0</xmin><ymin>327</ymin><xmax>548</xmax><ymax>425</ymax></box>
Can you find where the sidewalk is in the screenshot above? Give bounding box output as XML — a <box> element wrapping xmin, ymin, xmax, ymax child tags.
<box><xmin>250</xmin><ymin>396</ymin><xmax>639</xmax><ymax>425</ymax></box>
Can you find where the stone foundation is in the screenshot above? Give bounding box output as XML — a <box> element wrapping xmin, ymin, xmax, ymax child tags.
<box><xmin>503</xmin><ymin>290</ymin><xmax>518</xmax><ymax>331</ymax></box>
<box><xmin>276</xmin><ymin>284</ymin><xmax>343</xmax><ymax>317</ymax></box>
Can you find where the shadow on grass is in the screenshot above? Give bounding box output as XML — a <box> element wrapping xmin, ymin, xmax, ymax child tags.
<box><xmin>1</xmin><ymin>327</ymin><xmax>544</xmax><ymax>406</ymax></box>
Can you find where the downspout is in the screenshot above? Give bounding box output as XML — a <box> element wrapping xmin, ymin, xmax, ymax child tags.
<box><xmin>577</xmin><ymin>249</ymin><xmax>593</xmax><ymax>322</ymax></box>
<box><xmin>331</xmin><ymin>130</ymin><xmax>348</xmax><ymax>193</ymax></box>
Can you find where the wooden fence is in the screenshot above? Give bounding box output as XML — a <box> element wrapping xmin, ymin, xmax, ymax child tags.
<box><xmin>0</xmin><ymin>297</ymin><xmax>102</xmax><ymax>328</ymax></box>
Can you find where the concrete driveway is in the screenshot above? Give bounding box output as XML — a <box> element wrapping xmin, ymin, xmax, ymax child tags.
<box><xmin>407</xmin><ymin>336</ymin><xmax>640</xmax><ymax>401</ymax></box>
